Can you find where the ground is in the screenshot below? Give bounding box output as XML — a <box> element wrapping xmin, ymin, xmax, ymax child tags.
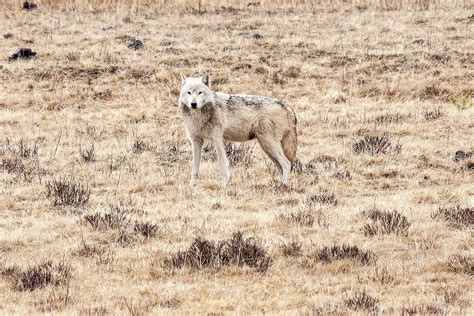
<box><xmin>0</xmin><ymin>1</ymin><xmax>473</xmax><ymax>314</ymax></box>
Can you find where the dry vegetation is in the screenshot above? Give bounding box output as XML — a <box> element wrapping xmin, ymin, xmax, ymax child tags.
<box><xmin>0</xmin><ymin>0</ymin><xmax>473</xmax><ymax>314</ymax></box>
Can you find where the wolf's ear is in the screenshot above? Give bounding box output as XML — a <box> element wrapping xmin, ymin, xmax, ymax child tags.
<box><xmin>180</xmin><ymin>74</ymin><xmax>187</xmax><ymax>87</ymax></box>
<box><xmin>201</xmin><ymin>74</ymin><xmax>210</xmax><ymax>88</ymax></box>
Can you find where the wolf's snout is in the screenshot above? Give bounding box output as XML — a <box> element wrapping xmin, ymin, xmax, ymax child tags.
<box><xmin>191</xmin><ymin>102</ymin><xmax>197</xmax><ymax>109</ymax></box>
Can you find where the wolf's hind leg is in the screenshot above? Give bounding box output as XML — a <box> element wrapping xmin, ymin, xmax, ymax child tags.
<box><xmin>257</xmin><ymin>136</ymin><xmax>291</xmax><ymax>184</ymax></box>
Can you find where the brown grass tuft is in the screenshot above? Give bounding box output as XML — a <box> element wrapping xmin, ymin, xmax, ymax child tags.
<box><xmin>281</xmin><ymin>210</ymin><xmax>314</xmax><ymax>227</ymax></box>
<box><xmin>279</xmin><ymin>240</ymin><xmax>302</xmax><ymax>257</ymax></box>
<box><xmin>362</xmin><ymin>209</ymin><xmax>411</xmax><ymax>236</ymax></box>
<box><xmin>445</xmin><ymin>254</ymin><xmax>473</xmax><ymax>275</ymax></box>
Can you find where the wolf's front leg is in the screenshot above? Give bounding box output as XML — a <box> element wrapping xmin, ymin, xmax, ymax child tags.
<box><xmin>214</xmin><ymin>138</ymin><xmax>230</xmax><ymax>186</ymax></box>
<box><xmin>190</xmin><ymin>138</ymin><xmax>203</xmax><ymax>185</ymax></box>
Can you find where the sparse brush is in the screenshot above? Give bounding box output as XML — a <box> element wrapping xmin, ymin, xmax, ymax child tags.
<box><xmin>373</xmin><ymin>112</ymin><xmax>407</xmax><ymax>125</ymax></box>
<box><xmin>45</xmin><ymin>178</ymin><xmax>90</xmax><ymax>206</ymax></box>
<box><xmin>333</xmin><ymin>170</ymin><xmax>351</xmax><ymax>180</ymax></box>
<box><xmin>311</xmin><ymin>244</ymin><xmax>377</xmax><ymax>265</ymax></box>
<box><xmin>279</xmin><ymin>240</ymin><xmax>302</xmax><ymax>257</ymax></box>
<box><xmin>2</xmin><ymin>261</ymin><xmax>72</xmax><ymax>291</ymax></box>
<box><xmin>218</xmin><ymin>232</ymin><xmax>272</xmax><ymax>272</ymax></box>
<box><xmin>432</xmin><ymin>205</ymin><xmax>473</xmax><ymax>229</ymax></box>
<box><xmin>1</xmin><ymin>157</ymin><xmax>37</xmax><ymax>182</ymax></box>
<box><xmin>224</xmin><ymin>141</ymin><xmax>253</xmax><ymax>167</ymax></box>
<box><xmin>164</xmin><ymin>232</ymin><xmax>272</xmax><ymax>273</ymax></box>
<box><xmin>353</xmin><ymin>135</ymin><xmax>401</xmax><ymax>155</ymax></box>
<box><xmin>18</xmin><ymin>139</ymin><xmax>38</xmax><ymax>158</ymax></box>
<box><xmin>419</xmin><ymin>84</ymin><xmax>450</xmax><ymax>101</ymax></box>
<box><xmin>133</xmin><ymin>221</ymin><xmax>159</xmax><ymax>238</ymax></box>
<box><xmin>1</xmin><ymin>157</ymin><xmax>25</xmax><ymax>174</ymax></box>
<box><xmin>402</xmin><ymin>304</ymin><xmax>445</xmax><ymax>315</ymax></box>
<box><xmin>362</xmin><ymin>209</ymin><xmax>410</xmax><ymax>236</ymax></box>
<box><xmin>292</xmin><ymin>159</ymin><xmax>304</xmax><ymax>174</ymax></box>
<box><xmin>271</xmin><ymin>71</ymin><xmax>285</xmax><ymax>85</ymax></box>
<box><xmin>446</xmin><ymin>254</ymin><xmax>473</xmax><ymax>275</ymax></box>
<box><xmin>74</xmin><ymin>239</ymin><xmax>106</xmax><ymax>258</ymax></box>
<box><xmin>344</xmin><ymin>291</ymin><xmax>378</xmax><ymax>311</ymax></box>
<box><xmin>132</xmin><ymin>139</ymin><xmax>148</xmax><ymax>154</ymax></box>
<box><xmin>115</xmin><ymin>229</ymin><xmax>138</xmax><ymax>247</ymax></box>
<box><xmin>80</xmin><ymin>145</ymin><xmax>96</xmax><ymax>162</ymax></box>
<box><xmin>83</xmin><ymin>207</ymin><xmax>129</xmax><ymax>230</ymax></box>
<box><xmin>283</xmin><ymin>66</ymin><xmax>301</xmax><ymax>79</ymax></box>
<box><xmin>309</xmin><ymin>191</ymin><xmax>337</xmax><ymax>206</ymax></box>
<box><xmin>281</xmin><ymin>210</ymin><xmax>314</xmax><ymax>227</ymax></box>
<box><xmin>371</xmin><ymin>267</ymin><xmax>396</xmax><ymax>285</ymax></box>
<box><xmin>35</xmin><ymin>285</ymin><xmax>72</xmax><ymax>312</ymax></box>
<box><xmin>424</xmin><ymin>107</ymin><xmax>443</xmax><ymax>121</ymax></box>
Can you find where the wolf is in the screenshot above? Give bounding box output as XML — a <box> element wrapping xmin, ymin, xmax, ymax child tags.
<box><xmin>178</xmin><ymin>75</ymin><xmax>297</xmax><ymax>186</ymax></box>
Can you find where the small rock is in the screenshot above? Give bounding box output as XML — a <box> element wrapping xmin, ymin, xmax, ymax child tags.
<box><xmin>9</xmin><ymin>48</ymin><xmax>37</xmax><ymax>60</ymax></box>
<box><xmin>453</xmin><ymin>150</ymin><xmax>472</xmax><ymax>162</ymax></box>
<box><xmin>3</xmin><ymin>33</ymin><xmax>13</xmax><ymax>39</ymax></box>
<box><xmin>127</xmin><ymin>38</ymin><xmax>143</xmax><ymax>50</ymax></box>
<box><xmin>23</xmin><ymin>1</ymin><xmax>37</xmax><ymax>10</ymax></box>
<box><xmin>252</xmin><ymin>33</ymin><xmax>263</xmax><ymax>40</ymax></box>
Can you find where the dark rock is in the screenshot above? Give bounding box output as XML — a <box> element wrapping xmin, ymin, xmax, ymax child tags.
<box><xmin>23</xmin><ymin>1</ymin><xmax>37</xmax><ymax>10</ymax></box>
<box><xmin>453</xmin><ymin>150</ymin><xmax>472</xmax><ymax>162</ymax></box>
<box><xmin>9</xmin><ymin>48</ymin><xmax>37</xmax><ymax>60</ymax></box>
<box><xmin>412</xmin><ymin>39</ymin><xmax>424</xmax><ymax>45</ymax></box>
<box><xmin>127</xmin><ymin>38</ymin><xmax>143</xmax><ymax>50</ymax></box>
<box><xmin>3</xmin><ymin>33</ymin><xmax>13</xmax><ymax>39</ymax></box>
<box><xmin>252</xmin><ymin>33</ymin><xmax>263</xmax><ymax>40</ymax></box>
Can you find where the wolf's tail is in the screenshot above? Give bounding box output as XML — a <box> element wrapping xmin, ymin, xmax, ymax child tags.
<box><xmin>282</xmin><ymin>107</ymin><xmax>298</xmax><ymax>167</ymax></box>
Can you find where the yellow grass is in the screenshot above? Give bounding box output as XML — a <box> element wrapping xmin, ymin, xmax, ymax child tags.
<box><xmin>0</xmin><ymin>0</ymin><xmax>473</xmax><ymax>314</ymax></box>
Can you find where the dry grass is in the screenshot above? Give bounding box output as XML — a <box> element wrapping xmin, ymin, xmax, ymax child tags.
<box><xmin>0</xmin><ymin>0</ymin><xmax>473</xmax><ymax>313</ymax></box>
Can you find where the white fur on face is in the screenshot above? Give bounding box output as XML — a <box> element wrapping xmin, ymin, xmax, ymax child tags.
<box><xmin>179</xmin><ymin>77</ymin><xmax>213</xmax><ymax>110</ymax></box>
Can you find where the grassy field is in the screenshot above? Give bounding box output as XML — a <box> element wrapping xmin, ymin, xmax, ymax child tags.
<box><xmin>0</xmin><ymin>0</ymin><xmax>473</xmax><ymax>314</ymax></box>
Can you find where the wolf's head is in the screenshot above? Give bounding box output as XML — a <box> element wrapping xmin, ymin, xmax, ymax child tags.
<box><xmin>179</xmin><ymin>75</ymin><xmax>214</xmax><ymax>110</ymax></box>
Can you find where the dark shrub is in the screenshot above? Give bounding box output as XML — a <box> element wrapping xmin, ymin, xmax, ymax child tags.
<box><xmin>2</xmin><ymin>261</ymin><xmax>71</xmax><ymax>291</ymax></box>
<box><xmin>311</xmin><ymin>244</ymin><xmax>377</xmax><ymax>265</ymax></box>
<box><xmin>363</xmin><ymin>209</ymin><xmax>410</xmax><ymax>236</ymax></box>
<box><xmin>46</xmin><ymin>178</ymin><xmax>90</xmax><ymax>206</ymax></box>
<box><xmin>432</xmin><ymin>205</ymin><xmax>473</xmax><ymax>229</ymax></box>
<box><xmin>353</xmin><ymin>135</ymin><xmax>401</xmax><ymax>155</ymax></box>
<box><xmin>164</xmin><ymin>232</ymin><xmax>271</xmax><ymax>273</ymax></box>
<box><xmin>344</xmin><ymin>291</ymin><xmax>378</xmax><ymax>311</ymax></box>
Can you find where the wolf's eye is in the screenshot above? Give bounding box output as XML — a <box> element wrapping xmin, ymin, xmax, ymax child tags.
<box><xmin>187</xmin><ymin>91</ymin><xmax>191</xmax><ymax>95</ymax></box>
<box><xmin>198</xmin><ymin>91</ymin><xmax>203</xmax><ymax>95</ymax></box>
